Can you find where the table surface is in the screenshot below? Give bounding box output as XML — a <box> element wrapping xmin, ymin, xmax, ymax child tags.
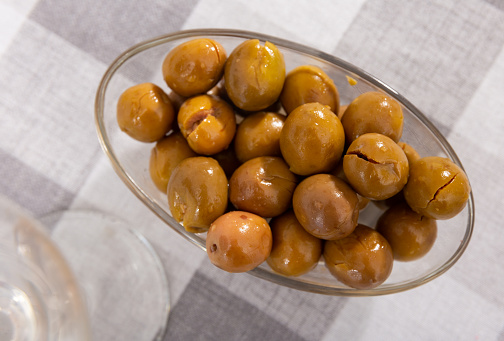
<box><xmin>2</xmin><ymin>0</ymin><xmax>503</xmax><ymax>340</ymax></box>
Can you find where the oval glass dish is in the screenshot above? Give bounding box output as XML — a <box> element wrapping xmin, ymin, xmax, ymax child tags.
<box><xmin>95</xmin><ymin>29</ymin><xmax>474</xmax><ymax>296</ymax></box>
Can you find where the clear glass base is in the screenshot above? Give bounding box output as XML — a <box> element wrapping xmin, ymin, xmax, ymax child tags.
<box><xmin>41</xmin><ymin>210</ymin><xmax>170</xmax><ymax>341</ymax></box>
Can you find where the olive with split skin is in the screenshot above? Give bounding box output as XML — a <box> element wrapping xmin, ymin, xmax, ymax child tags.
<box><xmin>234</xmin><ymin>111</ymin><xmax>286</xmax><ymax>163</ymax></box>
<box><xmin>167</xmin><ymin>157</ymin><xmax>228</xmax><ymax>233</ymax></box>
<box><xmin>324</xmin><ymin>224</ymin><xmax>394</xmax><ymax>289</ymax></box>
<box><xmin>280</xmin><ymin>102</ymin><xmax>345</xmax><ymax>176</ymax></box>
<box><xmin>267</xmin><ymin>210</ymin><xmax>322</xmax><ymax>276</ymax></box>
<box><xmin>117</xmin><ymin>82</ymin><xmax>175</xmax><ymax>142</ymax></box>
<box><xmin>162</xmin><ymin>38</ymin><xmax>227</xmax><ymax>97</ymax></box>
<box><xmin>224</xmin><ymin>39</ymin><xmax>286</xmax><ymax>111</ymax></box>
<box><xmin>178</xmin><ymin>94</ymin><xmax>236</xmax><ymax>155</ymax></box>
<box><xmin>280</xmin><ymin>65</ymin><xmax>340</xmax><ymax>115</ymax></box>
<box><xmin>206</xmin><ymin>211</ymin><xmax>272</xmax><ymax>273</ymax></box>
<box><xmin>149</xmin><ymin>131</ymin><xmax>197</xmax><ymax>192</ymax></box>
<box><xmin>403</xmin><ymin>156</ymin><xmax>471</xmax><ymax>220</ymax></box>
<box><xmin>229</xmin><ymin>156</ymin><xmax>297</xmax><ymax>218</ymax></box>
<box><xmin>292</xmin><ymin>174</ymin><xmax>359</xmax><ymax>240</ymax></box>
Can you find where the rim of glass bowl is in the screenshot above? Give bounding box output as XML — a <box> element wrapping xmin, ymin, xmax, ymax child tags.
<box><xmin>94</xmin><ymin>28</ymin><xmax>474</xmax><ymax>296</ymax></box>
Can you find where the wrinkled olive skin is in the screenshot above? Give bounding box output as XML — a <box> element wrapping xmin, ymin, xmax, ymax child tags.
<box><xmin>229</xmin><ymin>156</ymin><xmax>297</xmax><ymax>218</ymax></box>
<box><xmin>280</xmin><ymin>65</ymin><xmax>340</xmax><ymax>115</ymax></box>
<box><xmin>343</xmin><ymin>133</ymin><xmax>409</xmax><ymax>200</ymax></box>
<box><xmin>404</xmin><ymin>156</ymin><xmax>471</xmax><ymax>220</ymax></box>
<box><xmin>341</xmin><ymin>91</ymin><xmax>403</xmax><ymax>144</ymax></box>
<box><xmin>162</xmin><ymin>38</ymin><xmax>227</xmax><ymax>97</ymax></box>
<box><xmin>376</xmin><ymin>202</ymin><xmax>437</xmax><ymax>261</ymax></box>
<box><xmin>280</xmin><ymin>102</ymin><xmax>345</xmax><ymax>176</ymax></box>
<box><xmin>117</xmin><ymin>83</ymin><xmax>175</xmax><ymax>142</ymax></box>
<box><xmin>206</xmin><ymin>211</ymin><xmax>272</xmax><ymax>273</ymax></box>
<box><xmin>398</xmin><ymin>142</ymin><xmax>421</xmax><ymax>166</ymax></box>
<box><xmin>167</xmin><ymin>157</ymin><xmax>228</xmax><ymax>232</ymax></box>
<box><xmin>234</xmin><ymin>112</ymin><xmax>286</xmax><ymax>163</ymax></box>
<box><xmin>224</xmin><ymin>39</ymin><xmax>286</xmax><ymax>111</ymax></box>
<box><xmin>149</xmin><ymin>132</ymin><xmax>197</xmax><ymax>192</ymax></box>
<box><xmin>178</xmin><ymin>95</ymin><xmax>236</xmax><ymax>155</ymax></box>
<box><xmin>266</xmin><ymin>210</ymin><xmax>322</xmax><ymax>276</ymax></box>
<box><xmin>324</xmin><ymin>224</ymin><xmax>394</xmax><ymax>289</ymax></box>
<box><xmin>293</xmin><ymin>174</ymin><xmax>359</xmax><ymax>240</ymax></box>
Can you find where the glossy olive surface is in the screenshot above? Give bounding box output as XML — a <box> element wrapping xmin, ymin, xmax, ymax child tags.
<box><xmin>229</xmin><ymin>156</ymin><xmax>297</xmax><ymax>218</ymax></box>
<box><xmin>280</xmin><ymin>102</ymin><xmax>345</xmax><ymax>176</ymax></box>
<box><xmin>280</xmin><ymin>65</ymin><xmax>340</xmax><ymax>115</ymax></box>
<box><xmin>117</xmin><ymin>82</ymin><xmax>175</xmax><ymax>142</ymax></box>
<box><xmin>234</xmin><ymin>112</ymin><xmax>286</xmax><ymax>163</ymax></box>
<box><xmin>178</xmin><ymin>94</ymin><xmax>236</xmax><ymax>155</ymax></box>
<box><xmin>167</xmin><ymin>157</ymin><xmax>228</xmax><ymax>232</ymax></box>
<box><xmin>267</xmin><ymin>210</ymin><xmax>322</xmax><ymax>276</ymax></box>
<box><xmin>206</xmin><ymin>211</ymin><xmax>273</xmax><ymax>273</ymax></box>
<box><xmin>149</xmin><ymin>132</ymin><xmax>197</xmax><ymax>192</ymax></box>
<box><xmin>224</xmin><ymin>39</ymin><xmax>285</xmax><ymax>111</ymax></box>
<box><xmin>162</xmin><ymin>38</ymin><xmax>227</xmax><ymax>97</ymax></box>
<box><xmin>377</xmin><ymin>202</ymin><xmax>437</xmax><ymax>261</ymax></box>
<box><xmin>404</xmin><ymin>156</ymin><xmax>471</xmax><ymax>220</ymax></box>
<box><xmin>293</xmin><ymin>174</ymin><xmax>359</xmax><ymax>240</ymax></box>
<box><xmin>343</xmin><ymin>133</ymin><xmax>409</xmax><ymax>200</ymax></box>
<box><xmin>341</xmin><ymin>91</ymin><xmax>403</xmax><ymax>144</ymax></box>
<box><xmin>324</xmin><ymin>224</ymin><xmax>394</xmax><ymax>289</ymax></box>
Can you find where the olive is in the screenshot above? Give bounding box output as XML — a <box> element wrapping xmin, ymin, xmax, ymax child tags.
<box><xmin>167</xmin><ymin>157</ymin><xmax>228</xmax><ymax>232</ymax></box>
<box><xmin>162</xmin><ymin>38</ymin><xmax>227</xmax><ymax>97</ymax></box>
<box><xmin>398</xmin><ymin>141</ymin><xmax>421</xmax><ymax>166</ymax></box>
<box><xmin>403</xmin><ymin>156</ymin><xmax>471</xmax><ymax>220</ymax></box>
<box><xmin>376</xmin><ymin>202</ymin><xmax>437</xmax><ymax>261</ymax></box>
<box><xmin>234</xmin><ymin>112</ymin><xmax>286</xmax><ymax>163</ymax></box>
<box><xmin>331</xmin><ymin>162</ymin><xmax>370</xmax><ymax>210</ymax></box>
<box><xmin>280</xmin><ymin>102</ymin><xmax>345</xmax><ymax>176</ymax></box>
<box><xmin>338</xmin><ymin>104</ymin><xmax>348</xmax><ymax>120</ymax></box>
<box><xmin>292</xmin><ymin>174</ymin><xmax>359</xmax><ymax>240</ymax></box>
<box><xmin>266</xmin><ymin>210</ymin><xmax>322</xmax><ymax>276</ymax></box>
<box><xmin>211</xmin><ymin>140</ymin><xmax>241</xmax><ymax>179</ymax></box>
<box><xmin>280</xmin><ymin>65</ymin><xmax>340</xmax><ymax>115</ymax></box>
<box><xmin>117</xmin><ymin>82</ymin><xmax>175</xmax><ymax>142</ymax></box>
<box><xmin>343</xmin><ymin>133</ymin><xmax>409</xmax><ymax>200</ymax></box>
<box><xmin>224</xmin><ymin>39</ymin><xmax>286</xmax><ymax>111</ymax></box>
<box><xmin>229</xmin><ymin>156</ymin><xmax>297</xmax><ymax>218</ymax></box>
<box><xmin>149</xmin><ymin>132</ymin><xmax>197</xmax><ymax>192</ymax></box>
<box><xmin>324</xmin><ymin>224</ymin><xmax>394</xmax><ymax>289</ymax></box>
<box><xmin>178</xmin><ymin>94</ymin><xmax>236</xmax><ymax>155</ymax></box>
<box><xmin>206</xmin><ymin>211</ymin><xmax>272</xmax><ymax>273</ymax></box>
<box><xmin>341</xmin><ymin>91</ymin><xmax>403</xmax><ymax>144</ymax></box>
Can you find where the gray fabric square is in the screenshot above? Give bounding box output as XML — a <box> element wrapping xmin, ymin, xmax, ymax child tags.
<box><xmin>334</xmin><ymin>0</ymin><xmax>504</xmax><ymax>136</ymax></box>
<box><xmin>164</xmin><ymin>271</ymin><xmax>307</xmax><ymax>341</ymax></box>
<box><xmin>29</xmin><ymin>0</ymin><xmax>200</xmax><ymax>65</ymax></box>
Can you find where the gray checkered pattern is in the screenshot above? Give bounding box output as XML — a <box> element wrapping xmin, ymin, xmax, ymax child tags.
<box><xmin>2</xmin><ymin>0</ymin><xmax>504</xmax><ymax>340</ymax></box>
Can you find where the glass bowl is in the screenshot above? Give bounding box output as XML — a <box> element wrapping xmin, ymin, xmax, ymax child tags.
<box><xmin>94</xmin><ymin>29</ymin><xmax>474</xmax><ymax>296</ymax></box>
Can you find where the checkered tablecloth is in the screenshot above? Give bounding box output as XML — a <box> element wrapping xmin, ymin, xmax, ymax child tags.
<box><xmin>2</xmin><ymin>0</ymin><xmax>503</xmax><ymax>340</ymax></box>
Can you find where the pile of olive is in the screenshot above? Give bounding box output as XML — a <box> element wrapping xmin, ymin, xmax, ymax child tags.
<box><xmin>116</xmin><ymin>37</ymin><xmax>471</xmax><ymax>290</ymax></box>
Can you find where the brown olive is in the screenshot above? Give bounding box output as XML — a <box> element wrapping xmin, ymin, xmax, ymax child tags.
<box><xmin>341</xmin><ymin>91</ymin><xmax>403</xmax><ymax>144</ymax></box>
<box><xmin>162</xmin><ymin>38</ymin><xmax>227</xmax><ymax>97</ymax></box>
<box><xmin>280</xmin><ymin>102</ymin><xmax>345</xmax><ymax>176</ymax></box>
<box><xmin>149</xmin><ymin>132</ymin><xmax>197</xmax><ymax>192</ymax></box>
<box><xmin>280</xmin><ymin>65</ymin><xmax>340</xmax><ymax>115</ymax></box>
<box><xmin>178</xmin><ymin>94</ymin><xmax>236</xmax><ymax>155</ymax></box>
<box><xmin>292</xmin><ymin>174</ymin><xmax>359</xmax><ymax>240</ymax></box>
<box><xmin>234</xmin><ymin>112</ymin><xmax>286</xmax><ymax>163</ymax></box>
<box><xmin>376</xmin><ymin>202</ymin><xmax>437</xmax><ymax>261</ymax></box>
<box><xmin>224</xmin><ymin>39</ymin><xmax>285</xmax><ymax>111</ymax></box>
<box><xmin>398</xmin><ymin>141</ymin><xmax>421</xmax><ymax>166</ymax></box>
<box><xmin>117</xmin><ymin>82</ymin><xmax>175</xmax><ymax>142</ymax></box>
<box><xmin>338</xmin><ymin>104</ymin><xmax>348</xmax><ymax>120</ymax></box>
<box><xmin>229</xmin><ymin>156</ymin><xmax>297</xmax><ymax>218</ymax></box>
<box><xmin>211</xmin><ymin>140</ymin><xmax>241</xmax><ymax>179</ymax></box>
<box><xmin>343</xmin><ymin>133</ymin><xmax>409</xmax><ymax>200</ymax></box>
<box><xmin>331</xmin><ymin>162</ymin><xmax>370</xmax><ymax>210</ymax></box>
<box><xmin>167</xmin><ymin>157</ymin><xmax>228</xmax><ymax>232</ymax></box>
<box><xmin>206</xmin><ymin>211</ymin><xmax>272</xmax><ymax>273</ymax></box>
<box><xmin>324</xmin><ymin>224</ymin><xmax>394</xmax><ymax>289</ymax></box>
<box><xmin>266</xmin><ymin>210</ymin><xmax>322</xmax><ymax>276</ymax></box>
<box><xmin>403</xmin><ymin>156</ymin><xmax>471</xmax><ymax>220</ymax></box>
